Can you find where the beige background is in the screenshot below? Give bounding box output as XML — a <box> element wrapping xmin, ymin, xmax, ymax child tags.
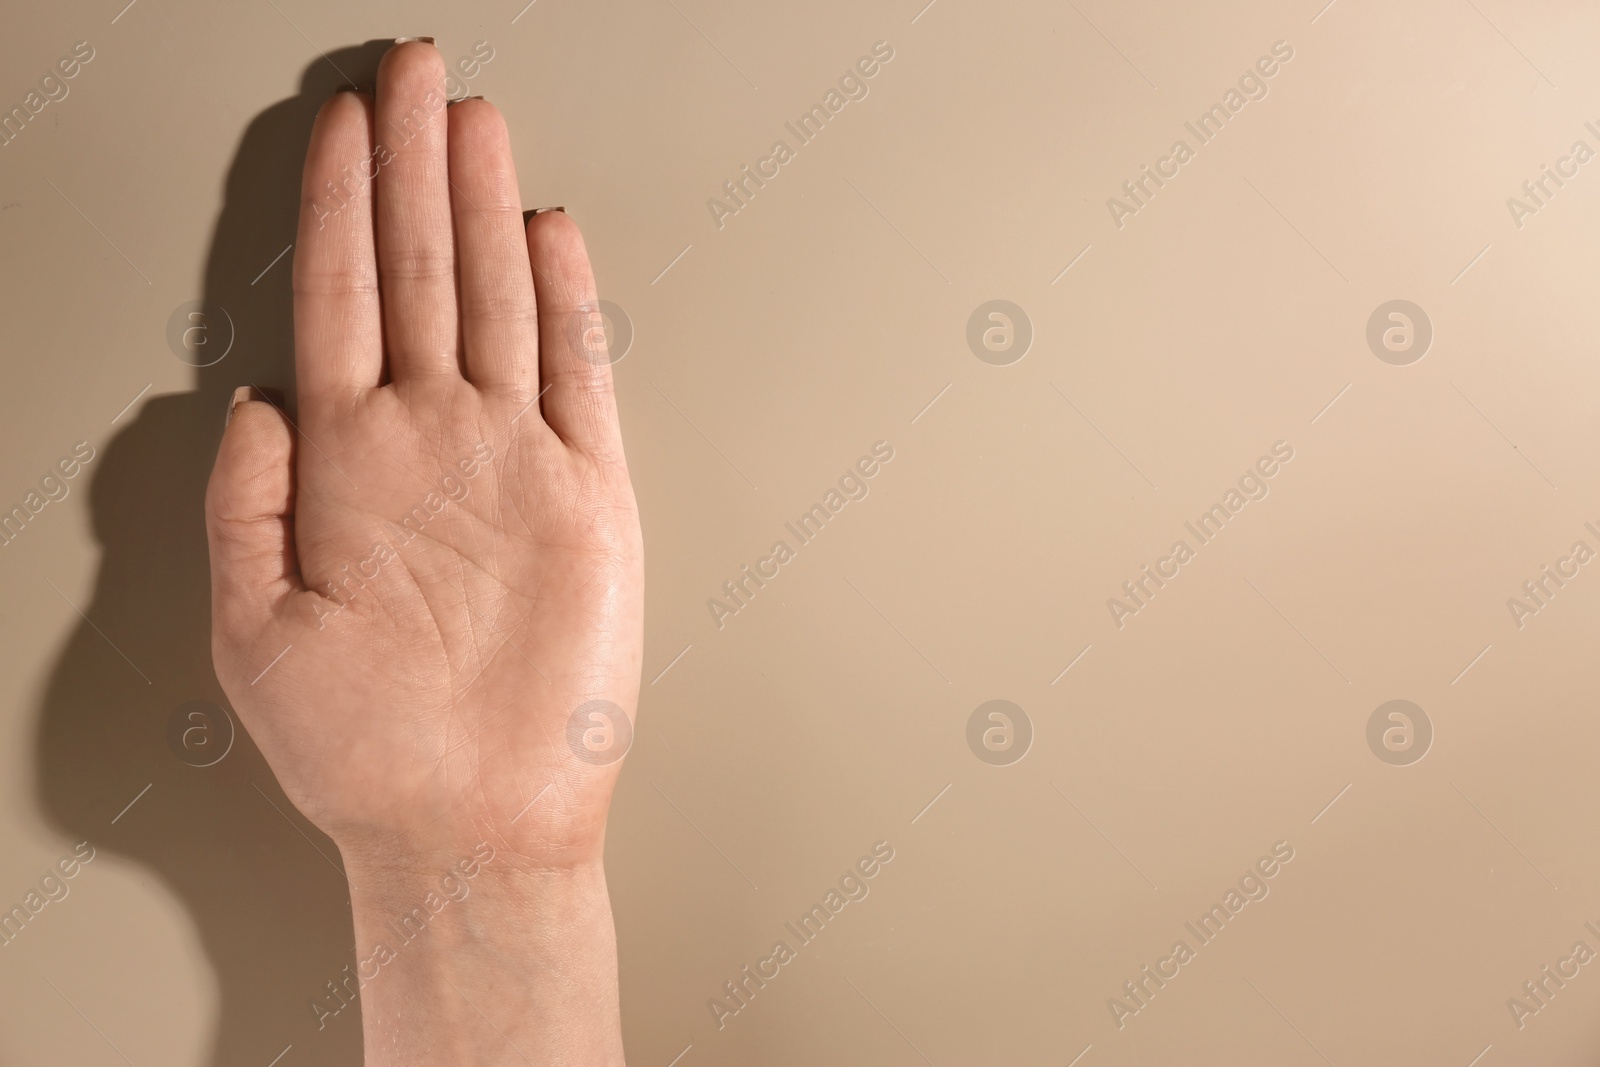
<box><xmin>4</xmin><ymin>0</ymin><xmax>1600</xmax><ymax>1063</ymax></box>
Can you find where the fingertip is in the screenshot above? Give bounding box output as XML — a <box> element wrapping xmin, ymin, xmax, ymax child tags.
<box><xmin>379</xmin><ymin>36</ymin><xmax>449</xmax><ymax>96</ymax></box>
<box><xmin>446</xmin><ymin>97</ymin><xmax>512</xmax><ymax>166</ymax></box>
<box><xmin>447</xmin><ymin>94</ymin><xmax>498</xmax><ymax>117</ymax></box>
<box><xmin>226</xmin><ymin>385</ymin><xmax>284</xmax><ymax>428</ymax></box>
<box><xmin>386</xmin><ymin>36</ymin><xmax>441</xmax><ymax>59</ymax></box>
<box><xmin>211</xmin><ymin>394</ymin><xmax>295</xmax><ymax>518</ymax></box>
<box><xmin>525</xmin><ymin>204</ymin><xmax>583</xmax><ymax>246</ymax></box>
<box><xmin>525</xmin><ymin>209</ymin><xmax>594</xmax><ymax>305</ymax></box>
<box><xmin>316</xmin><ymin>87</ymin><xmax>371</xmax><ymax>131</ymax></box>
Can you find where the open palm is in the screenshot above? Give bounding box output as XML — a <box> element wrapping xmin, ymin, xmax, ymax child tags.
<box><xmin>205</xmin><ymin>42</ymin><xmax>642</xmax><ymax>873</ymax></box>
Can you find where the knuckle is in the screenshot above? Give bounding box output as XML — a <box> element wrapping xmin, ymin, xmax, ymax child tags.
<box><xmin>460</xmin><ymin>286</ymin><xmax>536</xmax><ymax>327</ymax></box>
<box><xmin>381</xmin><ymin>244</ymin><xmax>454</xmax><ymax>282</ymax></box>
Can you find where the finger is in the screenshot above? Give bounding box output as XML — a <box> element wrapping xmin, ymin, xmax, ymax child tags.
<box><xmin>446</xmin><ymin>98</ymin><xmax>539</xmax><ymax>395</ymax></box>
<box><xmin>206</xmin><ymin>388</ymin><xmax>302</xmax><ymax>654</ymax></box>
<box><xmin>528</xmin><ymin>211</ymin><xmax>625</xmax><ymax>458</ymax></box>
<box><xmin>374</xmin><ymin>40</ymin><xmax>459</xmax><ymax>380</ymax></box>
<box><xmin>293</xmin><ymin>90</ymin><xmax>382</xmax><ymax>410</ymax></box>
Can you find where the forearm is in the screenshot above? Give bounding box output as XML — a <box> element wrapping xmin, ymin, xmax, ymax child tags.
<box><xmin>342</xmin><ymin>848</ymin><xmax>624</xmax><ymax>1066</ymax></box>
<box><xmin>204</xmin><ymin>37</ymin><xmax>642</xmax><ymax>1066</ymax></box>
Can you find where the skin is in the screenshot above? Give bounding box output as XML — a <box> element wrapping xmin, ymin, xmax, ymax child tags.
<box><xmin>205</xmin><ymin>40</ymin><xmax>640</xmax><ymax>1064</ymax></box>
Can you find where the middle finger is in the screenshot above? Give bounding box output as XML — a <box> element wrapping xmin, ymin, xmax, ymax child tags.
<box><xmin>374</xmin><ymin>39</ymin><xmax>459</xmax><ymax>381</ymax></box>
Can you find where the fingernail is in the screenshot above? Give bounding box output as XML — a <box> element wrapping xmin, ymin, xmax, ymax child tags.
<box><xmin>523</xmin><ymin>206</ymin><xmax>566</xmax><ymax>224</ymax></box>
<box><xmin>226</xmin><ymin>386</ymin><xmax>253</xmax><ymax>427</ymax></box>
<box><xmin>226</xmin><ymin>386</ymin><xmax>284</xmax><ymax>426</ymax></box>
<box><xmin>393</xmin><ymin>36</ymin><xmax>435</xmax><ymax>44</ymax></box>
<box><xmin>447</xmin><ymin>95</ymin><xmax>485</xmax><ymax>107</ymax></box>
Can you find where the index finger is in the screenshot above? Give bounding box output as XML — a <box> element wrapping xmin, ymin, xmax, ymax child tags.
<box><xmin>293</xmin><ymin>90</ymin><xmax>382</xmax><ymax>412</ymax></box>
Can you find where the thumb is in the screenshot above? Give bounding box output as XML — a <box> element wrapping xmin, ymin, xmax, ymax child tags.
<box><xmin>206</xmin><ymin>386</ymin><xmax>301</xmax><ymax>664</ymax></box>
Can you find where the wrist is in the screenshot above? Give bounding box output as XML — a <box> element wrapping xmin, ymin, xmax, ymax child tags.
<box><xmin>341</xmin><ymin>837</ymin><xmax>606</xmax><ymax>926</ymax></box>
<box><xmin>338</xmin><ymin>844</ymin><xmax>622</xmax><ymax>1065</ymax></box>
<box><xmin>332</xmin><ymin>794</ymin><xmax>612</xmax><ymax>884</ymax></box>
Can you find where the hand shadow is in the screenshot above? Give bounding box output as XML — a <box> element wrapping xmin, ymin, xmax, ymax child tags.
<box><xmin>34</xmin><ymin>41</ymin><xmax>392</xmax><ymax>1067</ymax></box>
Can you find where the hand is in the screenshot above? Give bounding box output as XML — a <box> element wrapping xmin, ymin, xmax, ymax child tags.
<box><xmin>205</xmin><ymin>39</ymin><xmax>638</xmax><ymax>1063</ymax></box>
<box><xmin>206</xmin><ymin>43</ymin><xmax>642</xmax><ymax>870</ymax></box>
